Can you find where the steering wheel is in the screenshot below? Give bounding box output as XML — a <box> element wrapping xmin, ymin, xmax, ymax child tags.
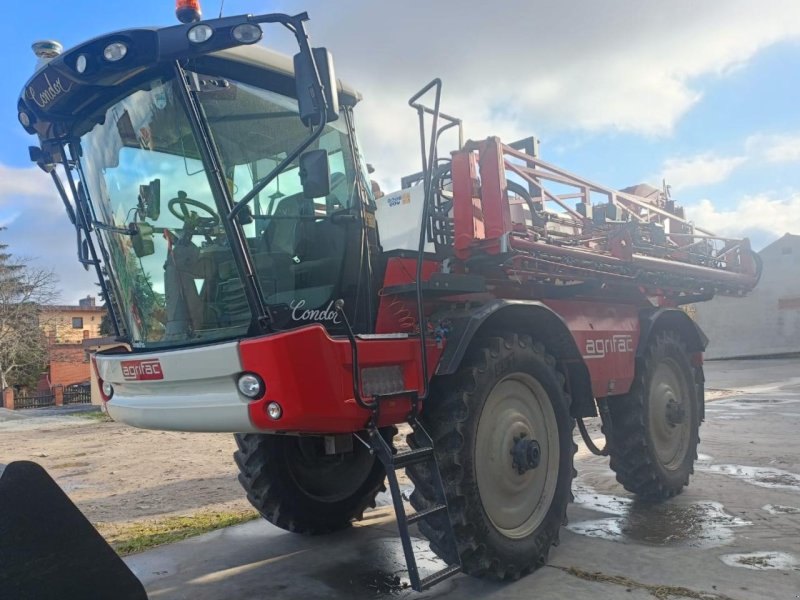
<box><xmin>168</xmin><ymin>191</ymin><xmax>219</xmax><ymax>231</ymax></box>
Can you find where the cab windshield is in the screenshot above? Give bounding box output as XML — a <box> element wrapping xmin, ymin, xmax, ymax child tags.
<box><xmin>77</xmin><ymin>72</ymin><xmax>360</xmax><ymax>348</ymax></box>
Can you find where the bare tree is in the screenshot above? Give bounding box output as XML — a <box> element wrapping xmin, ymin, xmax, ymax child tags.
<box><xmin>0</xmin><ymin>228</ymin><xmax>59</xmax><ymax>389</ymax></box>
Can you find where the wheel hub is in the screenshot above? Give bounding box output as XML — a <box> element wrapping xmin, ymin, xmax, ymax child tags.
<box><xmin>665</xmin><ymin>397</ymin><xmax>686</xmax><ymax>425</ymax></box>
<box><xmin>510</xmin><ymin>433</ymin><xmax>541</xmax><ymax>474</ymax></box>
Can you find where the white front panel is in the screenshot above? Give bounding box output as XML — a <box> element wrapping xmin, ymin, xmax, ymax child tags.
<box><xmin>97</xmin><ymin>341</ymin><xmax>256</xmax><ymax>432</ymax></box>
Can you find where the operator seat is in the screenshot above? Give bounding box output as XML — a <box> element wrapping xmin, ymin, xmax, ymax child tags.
<box><xmin>264</xmin><ymin>193</ymin><xmax>344</xmax><ymax>293</ymax></box>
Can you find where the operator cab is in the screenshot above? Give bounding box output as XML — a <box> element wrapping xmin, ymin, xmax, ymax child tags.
<box><xmin>19</xmin><ymin>19</ymin><xmax>375</xmax><ymax>350</ymax></box>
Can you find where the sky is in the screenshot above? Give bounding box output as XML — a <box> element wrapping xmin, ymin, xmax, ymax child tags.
<box><xmin>1</xmin><ymin>0</ymin><xmax>799</xmax><ymax>303</ymax></box>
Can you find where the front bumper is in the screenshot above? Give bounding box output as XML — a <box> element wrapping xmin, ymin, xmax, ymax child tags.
<box><xmin>97</xmin><ymin>341</ymin><xmax>254</xmax><ymax>432</ymax></box>
<box><xmin>96</xmin><ymin>325</ymin><xmax>438</xmax><ymax>434</ymax></box>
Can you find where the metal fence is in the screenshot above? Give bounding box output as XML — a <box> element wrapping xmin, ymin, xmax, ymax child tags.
<box><xmin>15</xmin><ymin>391</ymin><xmax>56</xmax><ymax>409</ymax></box>
<box><xmin>63</xmin><ymin>386</ymin><xmax>92</xmax><ymax>405</ymax></box>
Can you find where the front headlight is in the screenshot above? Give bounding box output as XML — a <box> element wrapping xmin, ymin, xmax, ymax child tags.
<box><xmin>103</xmin><ymin>42</ymin><xmax>128</xmax><ymax>62</ymax></box>
<box><xmin>232</xmin><ymin>23</ymin><xmax>262</xmax><ymax>44</ymax></box>
<box><xmin>237</xmin><ymin>373</ymin><xmax>265</xmax><ymax>400</ymax></box>
<box><xmin>188</xmin><ymin>24</ymin><xmax>214</xmax><ymax>43</ymax></box>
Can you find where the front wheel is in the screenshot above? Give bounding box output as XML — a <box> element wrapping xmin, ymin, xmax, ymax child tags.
<box><xmin>407</xmin><ymin>334</ymin><xmax>576</xmax><ymax>580</ymax></box>
<box><xmin>608</xmin><ymin>330</ymin><xmax>701</xmax><ymax>500</ymax></box>
<box><xmin>233</xmin><ymin>430</ymin><xmax>392</xmax><ymax>534</ymax></box>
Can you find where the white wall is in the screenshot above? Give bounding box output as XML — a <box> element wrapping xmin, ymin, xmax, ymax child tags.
<box><xmin>694</xmin><ymin>234</ymin><xmax>800</xmax><ymax>359</ymax></box>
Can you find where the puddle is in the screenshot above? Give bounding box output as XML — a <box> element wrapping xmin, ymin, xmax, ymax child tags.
<box><xmin>700</xmin><ymin>464</ymin><xmax>800</xmax><ymax>491</ymax></box>
<box><xmin>720</xmin><ymin>551</ymin><xmax>799</xmax><ymax>570</ymax></box>
<box><xmin>762</xmin><ymin>504</ymin><xmax>800</xmax><ymax>515</ymax></box>
<box><xmin>697</xmin><ymin>453</ymin><xmax>714</xmax><ymax>462</ymax></box>
<box><xmin>569</xmin><ymin>482</ymin><xmax>749</xmax><ymax>548</ymax></box>
<box><xmin>358</xmin><ymin>571</ymin><xmax>410</xmax><ymax>595</ymax></box>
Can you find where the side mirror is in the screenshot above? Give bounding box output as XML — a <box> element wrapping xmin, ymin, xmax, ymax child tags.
<box><xmin>299</xmin><ymin>150</ymin><xmax>330</xmax><ymax>198</ymax></box>
<box><xmin>139</xmin><ymin>179</ymin><xmax>161</xmax><ymax>220</ymax></box>
<box><xmin>130</xmin><ymin>222</ymin><xmax>155</xmax><ymax>258</ymax></box>
<box><xmin>294</xmin><ymin>47</ymin><xmax>340</xmax><ymax>127</ymax></box>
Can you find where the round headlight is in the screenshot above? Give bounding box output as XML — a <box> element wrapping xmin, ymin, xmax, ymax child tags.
<box><xmin>266</xmin><ymin>402</ymin><xmax>282</xmax><ymax>420</ymax></box>
<box><xmin>237</xmin><ymin>373</ymin><xmax>264</xmax><ymax>399</ymax></box>
<box><xmin>102</xmin><ymin>381</ymin><xmax>114</xmax><ymax>400</ymax></box>
<box><xmin>188</xmin><ymin>24</ymin><xmax>214</xmax><ymax>43</ymax></box>
<box><xmin>76</xmin><ymin>55</ymin><xmax>88</xmax><ymax>74</ymax></box>
<box><xmin>103</xmin><ymin>42</ymin><xmax>128</xmax><ymax>62</ymax></box>
<box><xmin>18</xmin><ymin>111</ymin><xmax>31</xmax><ymax>128</ymax></box>
<box><xmin>232</xmin><ymin>23</ymin><xmax>262</xmax><ymax>44</ymax></box>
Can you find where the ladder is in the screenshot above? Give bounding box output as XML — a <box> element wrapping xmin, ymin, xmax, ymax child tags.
<box><xmin>365</xmin><ymin>395</ymin><xmax>461</xmax><ymax>592</ymax></box>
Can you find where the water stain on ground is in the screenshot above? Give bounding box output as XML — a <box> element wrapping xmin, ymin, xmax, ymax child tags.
<box><xmin>719</xmin><ymin>551</ymin><xmax>799</xmax><ymax>571</ymax></box>
<box><xmin>569</xmin><ymin>482</ymin><xmax>749</xmax><ymax>548</ymax></box>
<box><xmin>699</xmin><ymin>464</ymin><xmax>800</xmax><ymax>491</ymax></box>
<box><xmin>313</xmin><ymin>535</ymin><xmax>449</xmax><ymax>598</ymax></box>
<box><xmin>762</xmin><ymin>504</ymin><xmax>800</xmax><ymax>515</ymax></box>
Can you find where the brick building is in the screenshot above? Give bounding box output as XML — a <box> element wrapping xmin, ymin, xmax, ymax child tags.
<box><xmin>40</xmin><ymin>295</ymin><xmax>107</xmax><ymax>388</ymax></box>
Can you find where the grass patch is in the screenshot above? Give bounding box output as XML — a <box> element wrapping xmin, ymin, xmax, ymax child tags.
<box><xmin>70</xmin><ymin>411</ymin><xmax>113</xmax><ymax>422</ymax></box>
<box><xmin>106</xmin><ymin>509</ymin><xmax>259</xmax><ymax>556</ymax></box>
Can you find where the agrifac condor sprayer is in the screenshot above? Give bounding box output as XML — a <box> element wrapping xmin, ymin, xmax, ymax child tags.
<box><xmin>18</xmin><ymin>1</ymin><xmax>760</xmax><ymax>591</ymax></box>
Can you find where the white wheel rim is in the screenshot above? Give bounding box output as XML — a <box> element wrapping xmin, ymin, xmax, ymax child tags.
<box><xmin>475</xmin><ymin>373</ymin><xmax>560</xmax><ymax>539</ymax></box>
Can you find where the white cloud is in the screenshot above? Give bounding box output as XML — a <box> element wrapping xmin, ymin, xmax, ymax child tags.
<box><xmin>747</xmin><ymin>133</ymin><xmax>800</xmax><ymax>163</ymax></box>
<box><xmin>685</xmin><ymin>192</ymin><xmax>800</xmax><ymax>249</ymax></box>
<box><xmin>662</xmin><ymin>153</ymin><xmax>747</xmax><ymax>190</ymax></box>
<box><xmin>0</xmin><ymin>162</ymin><xmax>96</xmax><ymax>304</ymax></box>
<box><xmin>0</xmin><ymin>164</ymin><xmax>55</xmax><ymax>206</ymax></box>
<box><xmin>273</xmin><ymin>0</ymin><xmax>800</xmax><ymax>188</ymax></box>
<box><xmin>660</xmin><ymin>130</ymin><xmax>800</xmax><ymax>191</ymax></box>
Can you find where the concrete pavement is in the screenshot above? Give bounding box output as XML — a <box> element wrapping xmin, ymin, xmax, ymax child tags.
<box><xmin>125</xmin><ymin>358</ymin><xmax>800</xmax><ymax>599</ymax></box>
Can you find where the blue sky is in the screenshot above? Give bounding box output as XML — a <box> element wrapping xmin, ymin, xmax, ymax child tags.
<box><xmin>2</xmin><ymin>1</ymin><xmax>800</xmax><ymax>303</ymax></box>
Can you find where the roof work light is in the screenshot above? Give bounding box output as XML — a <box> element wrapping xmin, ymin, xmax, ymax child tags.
<box><xmin>176</xmin><ymin>0</ymin><xmax>202</xmax><ymax>24</ymax></box>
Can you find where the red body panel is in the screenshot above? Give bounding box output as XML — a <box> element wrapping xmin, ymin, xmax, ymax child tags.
<box><xmin>476</xmin><ymin>137</ymin><xmax>512</xmax><ymax>252</ymax></box>
<box><xmin>240</xmin><ymin>324</ymin><xmax>442</xmax><ymax>433</ymax></box>
<box><xmin>375</xmin><ymin>257</ymin><xmax>440</xmax><ymax>333</ymax></box>
<box><xmin>451</xmin><ymin>150</ymin><xmax>483</xmax><ymax>258</ymax></box>
<box><xmin>542</xmin><ymin>299</ymin><xmax>641</xmax><ymax>397</ymax></box>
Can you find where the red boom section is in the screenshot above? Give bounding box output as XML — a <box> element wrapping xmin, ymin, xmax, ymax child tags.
<box><xmin>240</xmin><ymin>324</ymin><xmax>442</xmax><ymax>433</ymax></box>
<box><xmin>451</xmin><ymin>137</ymin><xmax>760</xmax><ymax>302</ymax></box>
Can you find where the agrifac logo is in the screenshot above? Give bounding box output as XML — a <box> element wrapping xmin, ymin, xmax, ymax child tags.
<box><xmin>120</xmin><ymin>359</ymin><xmax>164</xmax><ymax>381</ymax></box>
<box><xmin>583</xmin><ymin>335</ymin><xmax>634</xmax><ymax>359</ymax></box>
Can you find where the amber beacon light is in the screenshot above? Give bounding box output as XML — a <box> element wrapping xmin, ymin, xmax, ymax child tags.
<box><xmin>176</xmin><ymin>0</ymin><xmax>202</xmax><ymax>23</ymax></box>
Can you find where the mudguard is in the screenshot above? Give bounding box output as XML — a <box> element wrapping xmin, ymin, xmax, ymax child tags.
<box><xmin>638</xmin><ymin>308</ymin><xmax>708</xmax><ymax>355</ymax></box>
<box><xmin>435</xmin><ymin>299</ymin><xmax>596</xmax><ymax>418</ymax></box>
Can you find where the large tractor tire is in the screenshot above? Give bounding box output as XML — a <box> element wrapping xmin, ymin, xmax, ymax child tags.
<box><xmin>608</xmin><ymin>330</ymin><xmax>701</xmax><ymax>501</ymax></box>
<box><xmin>407</xmin><ymin>334</ymin><xmax>576</xmax><ymax>580</ymax></box>
<box><xmin>233</xmin><ymin>429</ymin><xmax>393</xmax><ymax>534</ymax></box>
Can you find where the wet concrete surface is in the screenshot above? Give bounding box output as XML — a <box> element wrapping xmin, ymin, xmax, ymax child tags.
<box><xmin>126</xmin><ymin>358</ymin><xmax>800</xmax><ymax>599</ymax></box>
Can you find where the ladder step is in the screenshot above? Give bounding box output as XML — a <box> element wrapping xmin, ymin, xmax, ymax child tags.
<box><xmin>407</xmin><ymin>503</ymin><xmax>447</xmax><ymax>525</ymax></box>
<box><xmin>419</xmin><ymin>564</ymin><xmax>461</xmax><ymax>591</ymax></box>
<box><xmin>393</xmin><ymin>447</ymin><xmax>434</xmax><ymax>469</ymax></box>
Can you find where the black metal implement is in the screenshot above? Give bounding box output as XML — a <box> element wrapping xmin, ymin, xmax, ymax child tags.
<box><xmin>367</xmin><ymin>410</ymin><xmax>461</xmax><ymax>592</ymax></box>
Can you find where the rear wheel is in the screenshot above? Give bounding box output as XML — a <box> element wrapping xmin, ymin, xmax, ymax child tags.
<box><xmin>407</xmin><ymin>334</ymin><xmax>575</xmax><ymax>580</ymax></box>
<box><xmin>608</xmin><ymin>330</ymin><xmax>700</xmax><ymax>500</ymax></box>
<box><xmin>233</xmin><ymin>430</ymin><xmax>392</xmax><ymax>534</ymax></box>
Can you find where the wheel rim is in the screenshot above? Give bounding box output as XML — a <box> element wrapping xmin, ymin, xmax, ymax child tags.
<box><xmin>284</xmin><ymin>436</ymin><xmax>376</xmax><ymax>503</ymax></box>
<box><xmin>649</xmin><ymin>358</ymin><xmax>691</xmax><ymax>470</ymax></box>
<box><xmin>475</xmin><ymin>373</ymin><xmax>560</xmax><ymax>539</ymax></box>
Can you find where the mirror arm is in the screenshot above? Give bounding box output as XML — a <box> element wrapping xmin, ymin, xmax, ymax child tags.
<box><xmin>228</xmin><ymin>13</ymin><xmax>330</xmax><ymax>222</ymax></box>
